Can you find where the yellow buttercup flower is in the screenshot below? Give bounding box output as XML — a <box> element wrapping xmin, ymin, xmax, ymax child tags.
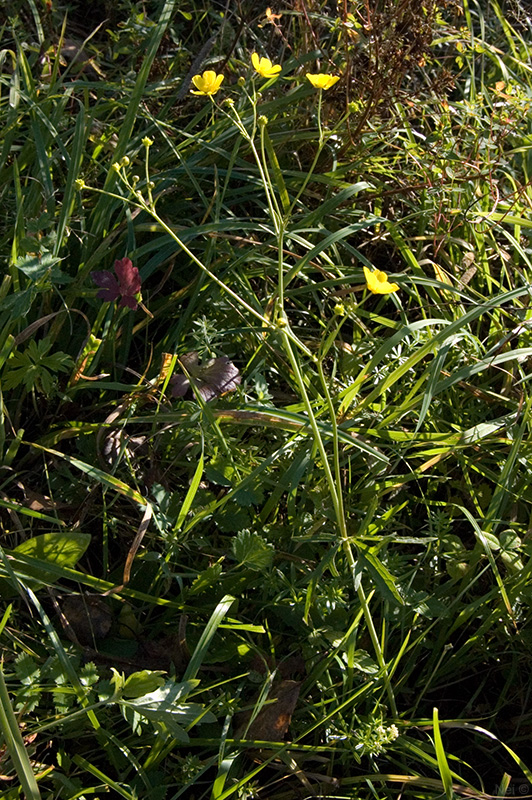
<box><xmin>306</xmin><ymin>73</ymin><xmax>340</xmax><ymax>90</ymax></box>
<box><xmin>252</xmin><ymin>53</ymin><xmax>282</xmax><ymax>79</ymax></box>
<box><xmin>190</xmin><ymin>70</ymin><xmax>224</xmax><ymax>96</ymax></box>
<box><xmin>363</xmin><ymin>266</ymin><xmax>399</xmax><ymax>294</ymax></box>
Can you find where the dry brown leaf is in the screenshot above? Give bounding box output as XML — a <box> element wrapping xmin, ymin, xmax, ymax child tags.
<box><xmin>235</xmin><ymin>680</ymin><xmax>300</xmax><ymax>741</ymax></box>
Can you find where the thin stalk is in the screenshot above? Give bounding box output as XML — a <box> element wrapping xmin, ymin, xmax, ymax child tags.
<box><xmin>0</xmin><ymin>660</ymin><xmax>41</xmax><ymax>800</ymax></box>
<box><xmin>249</xmin><ymin>89</ymin><xmax>397</xmax><ymax>714</ymax></box>
<box><xmin>283</xmin><ymin>333</ymin><xmax>397</xmax><ymax>715</ymax></box>
<box><xmin>289</xmin><ymin>89</ymin><xmax>325</xmax><ymax>215</ymax></box>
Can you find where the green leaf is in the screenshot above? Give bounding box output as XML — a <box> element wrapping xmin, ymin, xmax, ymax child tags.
<box><xmin>15</xmin><ymin>251</ymin><xmax>62</xmax><ymax>281</ymax></box>
<box><xmin>234</xmin><ymin>484</ymin><xmax>264</xmax><ymax>507</ymax></box>
<box><xmin>433</xmin><ymin>707</ymin><xmax>453</xmax><ymax>800</ymax></box>
<box><xmin>189</xmin><ymin>563</ymin><xmax>223</xmax><ymax>595</ymax></box>
<box><xmin>123</xmin><ymin>670</ymin><xmax>167</xmax><ymax>698</ymax></box>
<box><xmin>13</xmin><ymin>531</ymin><xmax>90</xmax><ymax>566</ymax></box>
<box><xmin>174</xmin><ymin>448</ymin><xmax>204</xmax><ymax>531</ymax></box>
<box><xmin>183</xmin><ymin>595</ymin><xmax>235</xmax><ymax>682</ymax></box>
<box><xmin>355</xmin><ymin>543</ymin><xmax>404</xmax><ymax>606</ymax></box>
<box><xmin>14</xmin><ymin>653</ymin><xmax>40</xmax><ymax>685</ymax></box>
<box><xmin>352</xmin><ymin>650</ymin><xmax>380</xmax><ymax>674</ymax></box>
<box><xmin>7</xmin><ymin>532</ymin><xmax>91</xmax><ymax>589</ymax></box>
<box><xmin>215</xmin><ymin>507</ymin><xmax>251</xmax><ymax>533</ymax></box>
<box><xmin>232</xmin><ymin>531</ymin><xmax>274</xmax><ymax>571</ymax></box>
<box><xmin>0</xmin><ymin>662</ymin><xmax>41</xmax><ymax>800</ymax></box>
<box><xmin>120</xmin><ymin>679</ymin><xmax>213</xmax><ymax>740</ymax></box>
<box><xmin>481</xmin><ymin>532</ymin><xmax>500</xmax><ymax>551</ymax></box>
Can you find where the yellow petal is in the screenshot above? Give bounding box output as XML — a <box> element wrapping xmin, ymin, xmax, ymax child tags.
<box><xmin>306</xmin><ymin>73</ymin><xmax>340</xmax><ymax>90</ymax></box>
<box><xmin>191</xmin><ymin>74</ymin><xmax>205</xmax><ymax>91</ymax></box>
<box><xmin>252</xmin><ymin>53</ymin><xmax>282</xmax><ymax>78</ymax></box>
<box><xmin>363</xmin><ymin>266</ymin><xmax>399</xmax><ymax>294</ymax></box>
<box><xmin>190</xmin><ymin>71</ymin><xmax>224</xmax><ymax>95</ymax></box>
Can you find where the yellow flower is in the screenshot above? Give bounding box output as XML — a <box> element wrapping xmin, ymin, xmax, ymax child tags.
<box><xmin>252</xmin><ymin>53</ymin><xmax>282</xmax><ymax>79</ymax></box>
<box><xmin>363</xmin><ymin>266</ymin><xmax>399</xmax><ymax>294</ymax></box>
<box><xmin>190</xmin><ymin>70</ymin><xmax>224</xmax><ymax>96</ymax></box>
<box><xmin>306</xmin><ymin>73</ymin><xmax>340</xmax><ymax>90</ymax></box>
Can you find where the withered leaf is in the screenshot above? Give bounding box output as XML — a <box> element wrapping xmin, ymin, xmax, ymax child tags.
<box><xmin>170</xmin><ymin>351</ymin><xmax>241</xmax><ymax>402</ymax></box>
<box><xmin>235</xmin><ymin>680</ymin><xmax>300</xmax><ymax>741</ymax></box>
<box><xmin>60</xmin><ymin>595</ymin><xmax>112</xmax><ymax>646</ymax></box>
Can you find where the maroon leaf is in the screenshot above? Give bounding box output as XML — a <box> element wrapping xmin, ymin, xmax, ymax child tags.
<box><xmin>114</xmin><ymin>257</ymin><xmax>142</xmax><ymax>308</ymax></box>
<box><xmin>91</xmin><ymin>270</ymin><xmax>121</xmax><ymax>302</ymax></box>
<box><xmin>91</xmin><ymin>257</ymin><xmax>141</xmax><ymax>310</ymax></box>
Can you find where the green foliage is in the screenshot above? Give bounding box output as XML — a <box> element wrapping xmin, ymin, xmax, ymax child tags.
<box><xmin>3</xmin><ymin>339</ymin><xmax>73</xmax><ymax>393</ymax></box>
<box><xmin>2</xmin><ymin>532</ymin><xmax>91</xmax><ymax>594</ymax></box>
<box><xmin>1</xmin><ymin>0</ymin><xmax>532</xmax><ymax>797</ymax></box>
<box><xmin>231</xmin><ymin>530</ymin><xmax>274</xmax><ymax>571</ymax></box>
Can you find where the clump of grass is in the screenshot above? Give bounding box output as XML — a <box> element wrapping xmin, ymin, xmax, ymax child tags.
<box><xmin>1</xmin><ymin>0</ymin><xmax>532</xmax><ymax>797</ymax></box>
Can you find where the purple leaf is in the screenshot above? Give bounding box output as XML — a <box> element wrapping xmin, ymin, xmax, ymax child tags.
<box><xmin>170</xmin><ymin>352</ymin><xmax>241</xmax><ymax>401</ymax></box>
<box><xmin>169</xmin><ymin>375</ymin><xmax>190</xmax><ymax>397</ymax></box>
<box><xmin>91</xmin><ymin>270</ymin><xmax>121</xmax><ymax>302</ymax></box>
<box><xmin>115</xmin><ymin>257</ymin><xmax>141</xmax><ymax>308</ymax></box>
<box><xmin>91</xmin><ymin>257</ymin><xmax>142</xmax><ymax>310</ymax></box>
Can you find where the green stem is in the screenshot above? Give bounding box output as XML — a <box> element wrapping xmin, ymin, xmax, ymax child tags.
<box><xmin>316</xmin><ymin>357</ymin><xmax>397</xmax><ymax>716</ymax></box>
<box><xmin>247</xmin><ymin>93</ymin><xmax>397</xmax><ymax>716</ymax></box>
<box><xmin>0</xmin><ymin>660</ymin><xmax>41</xmax><ymax>800</ymax></box>
<box><xmin>289</xmin><ymin>89</ymin><xmax>325</xmax><ymax>216</ymax></box>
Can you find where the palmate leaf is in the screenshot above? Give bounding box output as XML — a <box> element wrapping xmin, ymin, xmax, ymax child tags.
<box><xmin>171</xmin><ymin>352</ymin><xmax>241</xmax><ymax>402</ymax></box>
<box><xmin>91</xmin><ymin>257</ymin><xmax>142</xmax><ymax>309</ymax></box>
<box><xmin>3</xmin><ymin>339</ymin><xmax>73</xmax><ymax>392</ymax></box>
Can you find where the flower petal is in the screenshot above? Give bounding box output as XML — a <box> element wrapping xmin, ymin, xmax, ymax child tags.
<box><xmin>191</xmin><ymin>70</ymin><xmax>224</xmax><ymax>95</ymax></box>
<box><xmin>306</xmin><ymin>73</ymin><xmax>340</xmax><ymax>90</ymax></box>
<box><xmin>363</xmin><ymin>266</ymin><xmax>399</xmax><ymax>294</ymax></box>
<box><xmin>252</xmin><ymin>53</ymin><xmax>282</xmax><ymax>78</ymax></box>
<box><xmin>118</xmin><ymin>295</ymin><xmax>139</xmax><ymax>310</ymax></box>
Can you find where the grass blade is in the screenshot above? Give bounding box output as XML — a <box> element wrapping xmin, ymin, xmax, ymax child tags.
<box><xmin>0</xmin><ymin>661</ymin><xmax>41</xmax><ymax>799</ymax></box>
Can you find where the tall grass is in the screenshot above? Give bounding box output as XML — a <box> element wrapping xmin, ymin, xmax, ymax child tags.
<box><xmin>1</xmin><ymin>0</ymin><xmax>532</xmax><ymax>797</ymax></box>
